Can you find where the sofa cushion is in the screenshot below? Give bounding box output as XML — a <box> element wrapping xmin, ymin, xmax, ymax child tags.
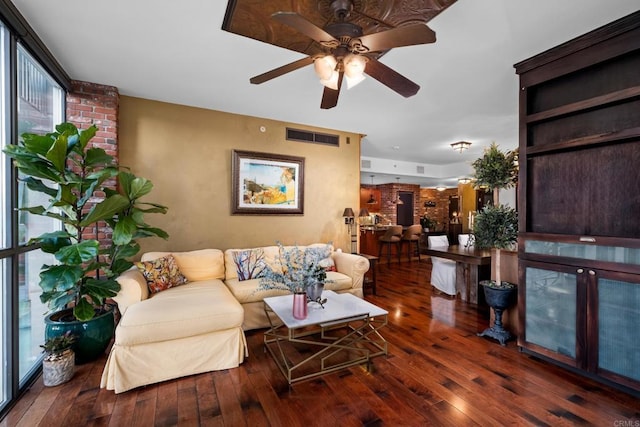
<box><xmin>324</xmin><ymin>271</ymin><xmax>353</xmax><ymax>292</ymax></box>
<box><xmin>142</xmin><ymin>249</ymin><xmax>225</xmax><ymax>281</ymax></box>
<box><xmin>225</xmin><ymin>271</ymin><xmax>353</xmax><ymax>304</ymax></box>
<box><xmin>225</xmin><ymin>277</ymin><xmax>289</xmax><ymax>304</ymax></box>
<box><xmin>135</xmin><ymin>255</ymin><xmax>188</xmax><ymax>294</ymax></box>
<box><xmin>115</xmin><ymin>280</ymin><xmax>243</xmax><ymax>346</ymax></box>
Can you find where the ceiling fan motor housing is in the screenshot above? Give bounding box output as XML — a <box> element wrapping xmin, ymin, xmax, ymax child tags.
<box><xmin>329</xmin><ymin>0</ymin><xmax>354</xmax><ymax>20</ymax></box>
<box><xmin>325</xmin><ymin>22</ymin><xmax>363</xmax><ymax>40</ymax></box>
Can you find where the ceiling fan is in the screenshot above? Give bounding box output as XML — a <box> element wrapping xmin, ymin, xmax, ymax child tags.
<box><xmin>249</xmin><ymin>0</ymin><xmax>437</xmax><ymax>109</ymax></box>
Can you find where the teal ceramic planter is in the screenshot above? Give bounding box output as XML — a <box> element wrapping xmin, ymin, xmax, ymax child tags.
<box><xmin>44</xmin><ymin>308</ymin><xmax>115</xmax><ymax>364</ymax></box>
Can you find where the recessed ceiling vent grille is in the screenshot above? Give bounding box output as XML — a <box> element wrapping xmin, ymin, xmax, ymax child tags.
<box><xmin>361</xmin><ymin>159</ymin><xmax>372</xmax><ymax>169</ymax></box>
<box><xmin>416</xmin><ymin>166</ymin><xmax>425</xmax><ymax>174</ymax></box>
<box><xmin>286</xmin><ymin>128</ymin><xmax>340</xmax><ymax>147</ymax></box>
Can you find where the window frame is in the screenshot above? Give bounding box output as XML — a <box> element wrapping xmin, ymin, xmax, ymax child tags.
<box><xmin>0</xmin><ymin>0</ymin><xmax>70</xmax><ymax>417</ymax></box>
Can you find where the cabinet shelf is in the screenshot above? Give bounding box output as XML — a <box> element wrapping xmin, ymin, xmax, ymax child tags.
<box><xmin>525</xmin><ymin>85</ymin><xmax>640</xmax><ymax>125</ymax></box>
<box><xmin>525</xmin><ymin>126</ymin><xmax>640</xmax><ymax>157</ymax></box>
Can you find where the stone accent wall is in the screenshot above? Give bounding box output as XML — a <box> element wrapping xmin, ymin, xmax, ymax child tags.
<box><xmin>66</xmin><ymin>80</ymin><xmax>119</xmax><ymax>250</ymax></box>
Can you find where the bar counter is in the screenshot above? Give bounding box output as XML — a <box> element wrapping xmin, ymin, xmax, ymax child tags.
<box><xmin>359</xmin><ymin>226</ymin><xmax>394</xmax><ymax>258</ymax></box>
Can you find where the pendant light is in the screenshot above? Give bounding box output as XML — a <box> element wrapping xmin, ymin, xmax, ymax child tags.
<box><xmin>366</xmin><ymin>175</ymin><xmax>376</xmax><ymax>204</ymax></box>
<box><xmin>395</xmin><ymin>177</ymin><xmax>404</xmax><ymax>205</ymax></box>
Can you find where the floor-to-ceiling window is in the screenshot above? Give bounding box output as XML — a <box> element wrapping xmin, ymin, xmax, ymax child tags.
<box><xmin>15</xmin><ymin>45</ymin><xmax>63</xmax><ymax>383</ymax></box>
<box><xmin>0</xmin><ymin>20</ymin><xmax>9</xmax><ymax>412</ymax></box>
<box><xmin>0</xmin><ymin>3</ymin><xmax>68</xmax><ymax>415</ymax></box>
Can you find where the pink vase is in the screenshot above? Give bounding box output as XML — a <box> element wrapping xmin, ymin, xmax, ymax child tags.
<box><xmin>292</xmin><ymin>291</ymin><xmax>307</xmax><ymax>319</ymax></box>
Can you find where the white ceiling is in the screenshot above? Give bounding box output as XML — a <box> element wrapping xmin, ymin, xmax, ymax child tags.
<box><xmin>11</xmin><ymin>0</ymin><xmax>639</xmax><ymax>187</ymax></box>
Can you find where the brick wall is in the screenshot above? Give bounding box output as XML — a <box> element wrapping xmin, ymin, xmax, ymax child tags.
<box><xmin>377</xmin><ymin>182</ymin><xmax>421</xmax><ymax>225</ymax></box>
<box><xmin>66</xmin><ymin>80</ymin><xmax>119</xmax><ymax>250</ymax></box>
<box><xmin>419</xmin><ymin>188</ymin><xmax>458</xmax><ymax>232</ymax></box>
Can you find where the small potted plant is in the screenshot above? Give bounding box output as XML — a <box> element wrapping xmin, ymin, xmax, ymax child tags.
<box><xmin>420</xmin><ymin>214</ymin><xmax>436</xmax><ymax>232</ymax></box>
<box><xmin>41</xmin><ymin>332</ymin><xmax>76</xmax><ymax>386</ymax></box>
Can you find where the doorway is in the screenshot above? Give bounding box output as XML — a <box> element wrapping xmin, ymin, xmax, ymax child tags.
<box><xmin>397</xmin><ymin>192</ymin><xmax>414</xmax><ymax>226</ymax></box>
<box><xmin>476</xmin><ymin>189</ymin><xmax>492</xmax><ymax>210</ymax></box>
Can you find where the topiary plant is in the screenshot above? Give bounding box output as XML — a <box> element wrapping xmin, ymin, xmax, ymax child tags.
<box><xmin>471</xmin><ymin>142</ymin><xmax>519</xmax><ymax>288</ymax></box>
<box><xmin>473</xmin><ymin>205</ymin><xmax>518</xmax><ymax>252</ymax></box>
<box><xmin>471</xmin><ymin>142</ymin><xmax>518</xmax><ymax>205</ymax></box>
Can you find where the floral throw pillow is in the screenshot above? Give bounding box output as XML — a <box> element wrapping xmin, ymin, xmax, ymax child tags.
<box><xmin>136</xmin><ymin>254</ymin><xmax>188</xmax><ymax>294</ymax></box>
<box><xmin>304</xmin><ymin>245</ymin><xmax>336</xmax><ymax>272</ymax></box>
<box><xmin>232</xmin><ymin>248</ymin><xmax>268</xmax><ymax>281</ymax></box>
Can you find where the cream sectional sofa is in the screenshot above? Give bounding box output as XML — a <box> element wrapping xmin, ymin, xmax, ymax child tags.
<box><xmin>100</xmin><ymin>244</ymin><xmax>369</xmax><ymax>393</ymax></box>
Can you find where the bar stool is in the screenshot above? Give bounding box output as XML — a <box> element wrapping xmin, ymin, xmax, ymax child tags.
<box><xmin>401</xmin><ymin>224</ymin><xmax>422</xmax><ymax>262</ymax></box>
<box><xmin>378</xmin><ymin>225</ymin><xmax>403</xmax><ymax>265</ymax></box>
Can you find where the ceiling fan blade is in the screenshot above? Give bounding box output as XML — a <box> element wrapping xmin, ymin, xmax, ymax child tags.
<box><xmin>250</xmin><ymin>56</ymin><xmax>314</xmax><ymax>84</ymax></box>
<box><xmin>272</xmin><ymin>12</ymin><xmax>337</xmax><ymax>45</ymax></box>
<box><xmin>320</xmin><ymin>72</ymin><xmax>344</xmax><ymax>109</ymax></box>
<box><xmin>357</xmin><ymin>24</ymin><xmax>436</xmax><ymax>52</ymax></box>
<box><xmin>365</xmin><ymin>58</ymin><xmax>420</xmax><ymax>98</ymax></box>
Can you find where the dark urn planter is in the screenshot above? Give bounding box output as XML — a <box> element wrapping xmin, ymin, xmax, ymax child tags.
<box><xmin>477</xmin><ymin>281</ymin><xmax>517</xmax><ymax>346</ymax></box>
<box><xmin>44</xmin><ymin>307</ymin><xmax>115</xmax><ymax>364</ymax></box>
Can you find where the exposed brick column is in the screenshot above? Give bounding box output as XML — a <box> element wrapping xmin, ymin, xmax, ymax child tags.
<box><xmin>66</xmin><ymin>80</ymin><xmax>119</xmax><ymax>250</ymax></box>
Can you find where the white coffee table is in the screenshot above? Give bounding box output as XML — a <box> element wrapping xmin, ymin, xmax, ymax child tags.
<box><xmin>263</xmin><ymin>290</ymin><xmax>388</xmax><ymax>384</ymax></box>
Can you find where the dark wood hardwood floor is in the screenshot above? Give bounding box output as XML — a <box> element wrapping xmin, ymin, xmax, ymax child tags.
<box><xmin>3</xmin><ymin>259</ymin><xmax>639</xmax><ymax>426</ymax></box>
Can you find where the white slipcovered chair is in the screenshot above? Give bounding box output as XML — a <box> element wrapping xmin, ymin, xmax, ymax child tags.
<box><xmin>428</xmin><ymin>235</ymin><xmax>456</xmax><ymax>296</ymax></box>
<box><xmin>458</xmin><ymin>234</ymin><xmax>475</xmax><ymax>248</ymax></box>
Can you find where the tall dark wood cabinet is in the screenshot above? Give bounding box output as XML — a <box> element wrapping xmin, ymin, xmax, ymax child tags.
<box><xmin>515</xmin><ymin>11</ymin><xmax>640</xmax><ymax>394</ymax></box>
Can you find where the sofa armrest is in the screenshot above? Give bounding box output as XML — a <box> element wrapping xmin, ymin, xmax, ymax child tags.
<box><xmin>332</xmin><ymin>252</ymin><xmax>370</xmax><ymax>290</ymax></box>
<box><xmin>113</xmin><ymin>268</ymin><xmax>149</xmax><ymax>316</ymax></box>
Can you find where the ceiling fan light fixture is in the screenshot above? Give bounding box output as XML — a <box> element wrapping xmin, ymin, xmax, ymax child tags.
<box><xmin>319</xmin><ymin>72</ymin><xmax>340</xmax><ymax>90</ymax></box>
<box><xmin>343</xmin><ymin>54</ymin><xmax>366</xmax><ymax>89</ymax></box>
<box><xmin>314</xmin><ymin>55</ymin><xmax>338</xmax><ymax>81</ymax></box>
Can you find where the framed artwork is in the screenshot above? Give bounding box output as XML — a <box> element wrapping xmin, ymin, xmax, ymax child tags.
<box><xmin>231</xmin><ymin>150</ymin><xmax>305</xmax><ymax>215</ymax></box>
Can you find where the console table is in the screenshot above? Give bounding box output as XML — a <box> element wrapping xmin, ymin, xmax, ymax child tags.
<box><xmin>422</xmin><ymin>245</ymin><xmax>492</xmax><ymax>304</ymax></box>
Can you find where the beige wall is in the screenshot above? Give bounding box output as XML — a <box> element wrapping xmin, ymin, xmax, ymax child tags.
<box><xmin>118</xmin><ymin>96</ymin><xmax>361</xmax><ymax>254</ymax></box>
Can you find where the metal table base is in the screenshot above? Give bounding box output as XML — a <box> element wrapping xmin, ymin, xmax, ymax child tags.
<box><xmin>263</xmin><ymin>304</ymin><xmax>388</xmax><ymax>385</ymax></box>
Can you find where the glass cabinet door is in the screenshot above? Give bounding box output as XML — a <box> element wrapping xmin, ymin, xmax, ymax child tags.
<box><xmin>596</xmin><ymin>271</ymin><xmax>640</xmax><ymax>385</ymax></box>
<box><xmin>522</xmin><ymin>262</ymin><xmax>581</xmax><ymax>365</ymax></box>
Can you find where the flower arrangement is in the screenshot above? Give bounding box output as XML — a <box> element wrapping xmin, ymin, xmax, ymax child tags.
<box><xmin>258</xmin><ymin>243</ymin><xmax>332</xmax><ymax>294</ymax></box>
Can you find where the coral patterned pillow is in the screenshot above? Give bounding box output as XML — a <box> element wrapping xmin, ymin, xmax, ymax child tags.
<box><xmin>136</xmin><ymin>254</ymin><xmax>188</xmax><ymax>294</ymax></box>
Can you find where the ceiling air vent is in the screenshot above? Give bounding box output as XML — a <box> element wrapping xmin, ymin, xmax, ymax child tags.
<box><xmin>286</xmin><ymin>128</ymin><xmax>340</xmax><ymax>147</ymax></box>
<box><xmin>361</xmin><ymin>159</ymin><xmax>372</xmax><ymax>169</ymax></box>
<box><xmin>416</xmin><ymin>165</ymin><xmax>425</xmax><ymax>174</ymax></box>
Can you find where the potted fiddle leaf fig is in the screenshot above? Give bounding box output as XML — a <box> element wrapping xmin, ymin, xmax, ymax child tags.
<box><xmin>3</xmin><ymin>122</ymin><xmax>168</xmax><ymax>362</ymax></box>
<box><xmin>471</xmin><ymin>142</ymin><xmax>519</xmax><ymax>345</ymax></box>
